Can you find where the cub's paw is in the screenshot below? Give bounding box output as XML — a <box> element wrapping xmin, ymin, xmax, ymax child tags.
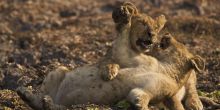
<box><xmin>134</xmin><ymin>97</ymin><xmax>149</xmax><ymax>110</ymax></box>
<box><xmin>185</xmin><ymin>96</ymin><xmax>203</xmax><ymax>110</ymax></box>
<box><xmin>101</xmin><ymin>64</ymin><xmax>120</xmax><ymax>81</ymax></box>
<box><xmin>128</xmin><ymin>88</ymin><xmax>150</xmax><ymax>110</ymax></box>
<box><xmin>17</xmin><ymin>86</ymin><xmax>42</xmax><ymax>109</ymax></box>
<box><xmin>17</xmin><ymin>86</ymin><xmax>34</xmax><ymax>102</ymax></box>
<box><xmin>43</xmin><ymin>95</ymin><xmax>54</xmax><ymax>110</ymax></box>
<box><xmin>112</xmin><ymin>2</ymin><xmax>138</xmax><ymax>24</ymax></box>
<box><xmin>43</xmin><ymin>95</ymin><xmax>67</xmax><ymax>110</ymax></box>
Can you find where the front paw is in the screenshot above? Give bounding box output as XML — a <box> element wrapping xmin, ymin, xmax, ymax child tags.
<box><xmin>112</xmin><ymin>2</ymin><xmax>138</xmax><ymax>24</ymax></box>
<box><xmin>185</xmin><ymin>96</ymin><xmax>203</xmax><ymax>110</ymax></box>
<box><xmin>128</xmin><ymin>88</ymin><xmax>150</xmax><ymax>110</ymax></box>
<box><xmin>101</xmin><ymin>64</ymin><xmax>120</xmax><ymax>81</ymax></box>
<box><xmin>134</xmin><ymin>97</ymin><xmax>149</xmax><ymax>110</ymax></box>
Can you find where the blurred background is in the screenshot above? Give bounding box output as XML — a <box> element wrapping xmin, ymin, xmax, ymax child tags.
<box><xmin>0</xmin><ymin>0</ymin><xmax>219</xmax><ymax>109</ymax></box>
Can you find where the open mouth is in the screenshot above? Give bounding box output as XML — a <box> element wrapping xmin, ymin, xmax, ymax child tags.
<box><xmin>136</xmin><ymin>38</ymin><xmax>153</xmax><ymax>51</ymax></box>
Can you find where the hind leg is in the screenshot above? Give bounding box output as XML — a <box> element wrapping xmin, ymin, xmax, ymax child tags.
<box><xmin>41</xmin><ymin>66</ymin><xmax>69</xmax><ymax>98</ymax></box>
<box><xmin>17</xmin><ymin>66</ymin><xmax>69</xmax><ymax>110</ymax></box>
<box><xmin>184</xmin><ymin>71</ymin><xmax>203</xmax><ymax>110</ymax></box>
<box><xmin>17</xmin><ymin>86</ymin><xmax>44</xmax><ymax>110</ymax></box>
<box><xmin>164</xmin><ymin>95</ymin><xmax>185</xmax><ymax>110</ymax></box>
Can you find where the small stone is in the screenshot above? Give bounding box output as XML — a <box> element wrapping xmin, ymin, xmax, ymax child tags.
<box><xmin>59</xmin><ymin>10</ymin><xmax>78</xmax><ymax>18</ymax></box>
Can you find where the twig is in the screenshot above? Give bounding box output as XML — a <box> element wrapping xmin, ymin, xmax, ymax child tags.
<box><xmin>199</xmin><ymin>96</ymin><xmax>220</xmax><ymax>109</ymax></box>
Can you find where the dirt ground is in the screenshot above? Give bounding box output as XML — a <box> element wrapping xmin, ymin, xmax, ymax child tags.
<box><xmin>0</xmin><ymin>0</ymin><xmax>219</xmax><ymax>110</ymax></box>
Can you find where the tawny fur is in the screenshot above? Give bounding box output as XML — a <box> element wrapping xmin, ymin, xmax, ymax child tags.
<box><xmin>37</xmin><ymin>33</ymin><xmax>201</xmax><ymax>110</ymax></box>
<box><xmin>100</xmin><ymin>2</ymin><xmax>204</xmax><ymax>110</ymax></box>
<box><xmin>17</xmin><ymin>2</ymin><xmax>204</xmax><ymax>110</ymax></box>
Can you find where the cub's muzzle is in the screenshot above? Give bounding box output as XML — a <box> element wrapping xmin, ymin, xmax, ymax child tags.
<box><xmin>136</xmin><ymin>38</ymin><xmax>153</xmax><ymax>49</ymax></box>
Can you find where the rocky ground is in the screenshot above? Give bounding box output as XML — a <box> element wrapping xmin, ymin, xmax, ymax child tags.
<box><xmin>0</xmin><ymin>0</ymin><xmax>219</xmax><ymax>110</ymax></box>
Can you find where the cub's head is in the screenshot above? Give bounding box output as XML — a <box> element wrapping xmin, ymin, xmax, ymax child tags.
<box><xmin>112</xmin><ymin>2</ymin><xmax>166</xmax><ymax>53</ymax></box>
<box><xmin>157</xmin><ymin>33</ymin><xmax>205</xmax><ymax>73</ymax></box>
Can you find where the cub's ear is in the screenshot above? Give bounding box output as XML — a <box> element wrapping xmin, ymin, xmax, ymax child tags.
<box><xmin>155</xmin><ymin>15</ymin><xmax>167</xmax><ymax>33</ymax></box>
<box><xmin>190</xmin><ymin>55</ymin><xmax>205</xmax><ymax>73</ymax></box>
<box><xmin>112</xmin><ymin>2</ymin><xmax>138</xmax><ymax>25</ymax></box>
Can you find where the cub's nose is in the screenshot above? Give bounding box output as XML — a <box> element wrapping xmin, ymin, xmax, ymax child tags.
<box><xmin>147</xmin><ymin>32</ymin><xmax>156</xmax><ymax>37</ymax></box>
<box><xmin>147</xmin><ymin>31</ymin><xmax>158</xmax><ymax>43</ymax></box>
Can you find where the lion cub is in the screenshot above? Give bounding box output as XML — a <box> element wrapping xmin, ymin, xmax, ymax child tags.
<box><xmin>100</xmin><ymin>2</ymin><xmax>204</xmax><ymax>110</ymax></box>
<box><xmin>151</xmin><ymin>33</ymin><xmax>205</xmax><ymax>110</ymax></box>
<box><xmin>98</xmin><ymin>2</ymin><xmax>166</xmax><ymax>81</ymax></box>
